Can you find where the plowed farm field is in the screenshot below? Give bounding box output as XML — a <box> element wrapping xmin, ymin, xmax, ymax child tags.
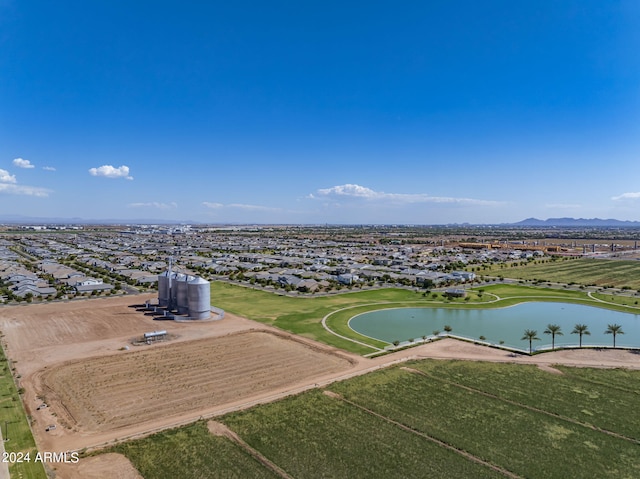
<box><xmin>39</xmin><ymin>330</ymin><xmax>354</xmax><ymax>434</ymax></box>
<box><xmin>0</xmin><ymin>295</ymin><xmax>359</xmax><ymax>454</ymax></box>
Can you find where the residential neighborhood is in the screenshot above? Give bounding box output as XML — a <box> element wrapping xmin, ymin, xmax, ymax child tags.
<box><xmin>0</xmin><ymin>224</ymin><xmax>559</xmax><ymax>304</ymax></box>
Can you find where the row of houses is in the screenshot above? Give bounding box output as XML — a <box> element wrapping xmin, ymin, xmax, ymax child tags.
<box><xmin>0</xmin><ymin>257</ymin><xmax>118</xmax><ymax>300</ymax></box>
<box><xmin>237</xmin><ymin>264</ymin><xmax>477</xmax><ymax>292</ymax></box>
<box><xmin>1</xmin><ymin>227</ymin><xmax>545</xmax><ymax>300</ymax></box>
<box><xmin>0</xmin><ymin>261</ymin><xmax>56</xmax><ymax>298</ymax></box>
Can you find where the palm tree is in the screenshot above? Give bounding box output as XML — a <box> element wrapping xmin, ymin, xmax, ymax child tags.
<box><xmin>521</xmin><ymin>329</ymin><xmax>540</xmax><ymax>354</ymax></box>
<box><xmin>571</xmin><ymin>323</ymin><xmax>590</xmax><ymax>348</ymax></box>
<box><xmin>604</xmin><ymin>324</ymin><xmax>625</xmax><ymax>348</ymax></box>
<box><xmin>543</xmin><ymin>324</ymin><xmax>563</xmax><ymax>350</ymax></box>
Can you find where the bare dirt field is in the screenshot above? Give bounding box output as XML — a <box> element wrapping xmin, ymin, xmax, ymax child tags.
<box><xmin>53</xmin><ymin>453</ymin><xmax>143</xmax><ymax>479</ymax></box>
<box><xmin>0</xmin><ymin>294</ymin><xmax>266</xmax><ymax>378</ymax></box>
<box><xmin>0</xmin><ymin>295</ymin><xmax>358</xmax><ymax>456</ymax></box>
<box><xmin>39</xmin><ymin>330</ymin><xmax>353</xmax><ymax>434</ymax></box>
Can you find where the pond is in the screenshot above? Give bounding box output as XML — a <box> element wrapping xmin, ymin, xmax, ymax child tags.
<box><xmin>349</xmin><ymin>302</ymin><xmax>640</xmax><ymax>352</ymax></box>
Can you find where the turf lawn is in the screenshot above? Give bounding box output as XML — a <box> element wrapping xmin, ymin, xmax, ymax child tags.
<box><xmin>211</xmin><ymin>281</ymin><xmax>640</xmax><ymax>354</ymax></box>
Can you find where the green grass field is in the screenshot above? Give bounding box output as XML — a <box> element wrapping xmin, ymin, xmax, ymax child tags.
<box><xmin>211</xmin><ymin>281</ymin><xmax>640</xmax><ymax>354</ymax></box>
<box><xmin>112</xmin><ymin>422</ymin><xmax>281</xmax><ymax>479</ymax></box>
<box><xmin>0</xmin><ymin>347</ymin><xmax>47</xmax><ymax>479</ymax></box>
<box><xmin>114</xmin><ymin>360</ymin><xmax>640</xmax><ymax>478</ymax></box>
<box><xmin>212</xmin><ymin>282</ymin><xmax>479</xmax><ymax>354</ymax></box>
<box><xmin>480</xmin><ymin>257</ymin><xmax>640</xmax><ymax>290</ymax></box>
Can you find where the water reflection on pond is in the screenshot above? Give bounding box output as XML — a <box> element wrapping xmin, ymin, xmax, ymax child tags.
<box><xmin>349</xmin><ymin>302</ymin><xmax>640</xmax><ymax>352</ymax></box>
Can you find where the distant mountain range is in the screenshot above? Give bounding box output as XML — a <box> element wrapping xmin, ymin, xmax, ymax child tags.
<box><xmin>1</xmin><ymin>214</ymin><xmax>640</xmax><ymax>227</ymax></box>
<box><xmin>512</xmin><ymin>217</ymin><xmax>640</xmax><ymax>227</ymax></box>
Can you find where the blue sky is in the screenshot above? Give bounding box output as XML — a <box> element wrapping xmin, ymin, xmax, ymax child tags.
<box><xmin>1</xmin><ymin>1</ymin><xmax>639</xmax><ymax>224</ymax></box>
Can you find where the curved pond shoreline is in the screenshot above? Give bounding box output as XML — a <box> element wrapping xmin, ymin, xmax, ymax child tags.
<box><xmin>349</xmin><ymin>302</ymin><xmax>640</xmax><ymax>352</ymax></box>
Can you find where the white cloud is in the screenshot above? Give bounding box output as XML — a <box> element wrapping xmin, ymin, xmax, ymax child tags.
<box><xmin>612</xmin><ymin>192</ymin><xmax>640</xmax><ymax>201</ymax></box>
<box><xmin>128</xmin><ymin>202</ymin><xmax>177</xmax><ymax>210</ymax></box>
<box><xmin>88</xmin><ymin>165</ymin><xmax>133</xmax><ymax>180</ymax></box>
<box><xmin>13</xmin><ymin>158</ymin><xmax>35</xmax><ymax>169</ymax></box>
<box><xmin>313</xmin><ymin>184</ymin><xmax>382</xmax><ymax>199</ymax></box>
<box><xmin>0</xmin><ymin>169</ymin><xmax>17</xmax><ymax>184</ymax></box>
<box><xmin>202</xmin><ymin>202</ymin><xmax>224</xmax><ymax>209</ymax></box>
<box><xmin>202</xmin><ymin>202</ymin><xmax>280</xmax><ymax>212</ymax></box>
<box><xmin>310</xmin><ymin>184</ymin><xmax>501</xmax><ymax>206</ymax></box>
<box><xmin>228</xmin><ymin>203</ymin><xmax>281</xmax><ymax>211</ymax></box>
<box><xmin>0</xmin><ymin>167</ymin><xmax>51</xmax><ymax>197</ymax></box>
<box><xmin>42</xmin><ymin>166</ymin><xmax>56</xmax><ymax>171</ymax></box>
<box><xmin>0</xmin><ymin>183</ymin><xmax>51</xmax><ymax>197</ymax></box>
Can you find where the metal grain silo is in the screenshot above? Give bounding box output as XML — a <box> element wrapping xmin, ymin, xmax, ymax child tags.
<box><xmin>176</xmin><ymin>274</ymin><xmax>194</xmax><ymax>314</ymax></box>
<box><xmin>158</xmin><ymin>271</ymin><xmax>170</xmax><ymax>307</ymax></box>
<box><xmin>171</xmin><ymin>273</ymin><xmax>184</xmax><ymax>311</ymax></box>
<box><xmin>187</xmin><ymin>276</ymin><xmax>211</xmax><ymax>320</ymax></box>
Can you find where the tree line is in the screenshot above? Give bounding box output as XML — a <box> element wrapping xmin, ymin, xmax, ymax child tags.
<box><xmin>521</xmin><ymin>323</ymin><xmax>625</xmax><ymax>354</ymax></box>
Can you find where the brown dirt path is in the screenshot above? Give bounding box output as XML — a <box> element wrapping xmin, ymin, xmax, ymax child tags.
<box><xmin>52</xmin><ymin>453</ymin><xmax>143</xmax><ymax>479</ymax></box>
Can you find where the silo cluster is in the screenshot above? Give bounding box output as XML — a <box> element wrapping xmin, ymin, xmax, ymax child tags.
<box><xmin>157</xmin><ymin>271</ymin><xmax>211</xmax><ymax>319</ymax></box>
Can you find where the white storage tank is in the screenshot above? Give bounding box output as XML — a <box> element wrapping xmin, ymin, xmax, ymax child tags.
<box><xmin>176</xmin><ymin>274</ymin><xmax>194</xmax><ymax>314</ymax></box>
<box><xmin>144</xmin><ymin>330</ymin><xmax>167</xmax><ymax>339</ymax></box>
<box><xmin>187</xmin><ymin>276</ymin><xmax>211</xmax><ymax>320</ymax></box>
<box><xmin>158</xmin><ymin>271</ymin><xmax>171</xmax><ymax>307</ymax></box>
